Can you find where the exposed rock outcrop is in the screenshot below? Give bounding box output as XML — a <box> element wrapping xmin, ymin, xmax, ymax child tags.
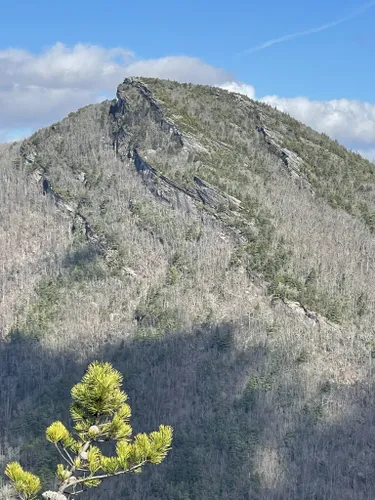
<box><xmin>111</xmin><ymin>77</ymin><xmax>184</xmax><ymax>159</ymax></box>
<box><xmin>256</xmin><ymin>125</ymin><xmax>314</xmax><ymax>194</ymax></box>
<box><xmin>21</xmin><ymin>145</ymin><xmax>108</xmax><ymax>257</ymax></box>
<box><xmin>131</xmin><ymin>148</ymin><xmax>242</xmax><ymax>214</ymax></box>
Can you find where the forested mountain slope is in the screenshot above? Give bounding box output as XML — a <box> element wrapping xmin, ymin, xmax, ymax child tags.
<box><xmin>1</xmin><ymin>78</ymin><xmax>375</xmax><ymax>499</ymax></box>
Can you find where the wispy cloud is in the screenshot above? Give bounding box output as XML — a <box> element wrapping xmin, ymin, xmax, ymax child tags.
<box><xmin>242</xmin><ymin>0</ymin><xmax>375</xmax><ymax>54</ymax></box>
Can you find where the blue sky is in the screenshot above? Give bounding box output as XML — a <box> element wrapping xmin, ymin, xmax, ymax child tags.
<box><xmin>1</xmin><ymin>0</ymin><xmax>375</xmax><ymax>159</ymax></box>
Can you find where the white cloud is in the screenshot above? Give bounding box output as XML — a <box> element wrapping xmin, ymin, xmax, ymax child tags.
<box><xmin>261</xmin><ymin>95</ymin><xmax>375</xmax><ymax>146</ymax></box>
<box><xmin>219</xmin><ymin>81</ymin><xmax>255</xmax><ymax>99</ymax></box>
<box><xmin>125</xmin><ymin>56</ymin><xmax>231</xmax><ymax>85</ymax></box>
<box><xmin>0</xmin><ymin>43</ymin><xmax>231</xmax><ymax>135</ymax></box>
<box><xmin>0</xmin><ymin>44</ymin><xmax>133</xmax><ymax>90</ymax></box>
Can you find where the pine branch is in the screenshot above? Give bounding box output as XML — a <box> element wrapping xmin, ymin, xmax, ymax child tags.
<box><xmin>4</xmin><ymin>362</ymin><xmax>173</xmax><ymax>500</ymax></box>
<box><xmin>59</xmin><ymin>460</ymin><xmax>147</xmax><ymax>495</ymax></box>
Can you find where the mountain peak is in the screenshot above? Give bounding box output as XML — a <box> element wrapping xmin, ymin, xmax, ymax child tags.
<box><xmin>1</xmin><ymin>77</ymin><xmax>375</xmax><ymax>499</ymax></box>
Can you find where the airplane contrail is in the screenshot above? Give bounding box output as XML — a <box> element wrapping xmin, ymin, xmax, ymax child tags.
<box><xmin>242</xmin><ymin>0</ymin><xmax>375</xmax><ymax>54</ymax></box>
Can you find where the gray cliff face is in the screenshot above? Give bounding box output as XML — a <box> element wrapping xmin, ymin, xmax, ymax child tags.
<box><xmin>111</xmin><ymin>77</ymin><xmax>184</xmax><ymax>160</ymax></box>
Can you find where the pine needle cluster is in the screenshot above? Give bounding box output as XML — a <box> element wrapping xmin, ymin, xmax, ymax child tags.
<box><xmin>5</xmin><ymin>361</ymin><xmax>173</xmax><ymax>499</ymax></box>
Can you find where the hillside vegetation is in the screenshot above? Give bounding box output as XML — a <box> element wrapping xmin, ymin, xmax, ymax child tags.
<box><xmin>1</xmin><ymin>78</ymin><xmax>375</xmax><ymax>499</ymax></box>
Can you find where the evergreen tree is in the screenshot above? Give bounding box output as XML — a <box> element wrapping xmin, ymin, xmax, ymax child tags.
<box><xmin>4</xmin><ymin>361</ymin><xmax>173</xmax><ymax>499</ymax></box>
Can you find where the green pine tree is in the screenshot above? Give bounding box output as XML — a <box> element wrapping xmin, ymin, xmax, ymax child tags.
<box><xmin>4</xmin><ymin>361</ymin><xmax>173</xmax><ymax>499</ymax></box>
